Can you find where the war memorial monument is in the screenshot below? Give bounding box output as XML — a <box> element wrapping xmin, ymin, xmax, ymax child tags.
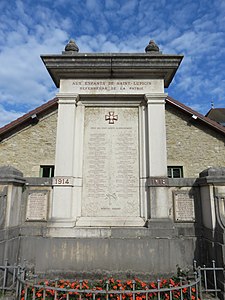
<box><xmin>0</xmin><ymin>40</ymin><xmax>225</xmax><ymax>294</ymax></box>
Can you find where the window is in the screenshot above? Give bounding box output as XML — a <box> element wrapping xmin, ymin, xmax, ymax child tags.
<box><xmin>40</xmin><ymin>165</ymin><xmax>55</xmax><ymax>178</ymax></box>
<box><xmin>167</xmin><ymin>166</ymin><xmax>183</xmax><ymax>178</ymax></box>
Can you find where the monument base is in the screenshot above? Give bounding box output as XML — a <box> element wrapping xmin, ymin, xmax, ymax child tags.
<box><xmin>76</xmin><ymin>216</ymin><xmax>145</xmax><ymax>227</ymax></box>
<box><xmin>14</xmin><ymin>224</ymin><xmax>199</xmax><ymax>276</ymax></box>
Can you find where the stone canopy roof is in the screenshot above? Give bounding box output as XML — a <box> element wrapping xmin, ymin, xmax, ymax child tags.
<box><xmin>0</xmin><ymin>96</ymin><xmax>225</xmax><ymax>141</ymax></box>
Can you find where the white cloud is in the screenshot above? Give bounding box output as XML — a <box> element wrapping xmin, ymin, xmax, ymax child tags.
<box><xmin>0</xmin><ymin>27</ymin><xmax>67</xmax><ymax>103</ymax></box>
<box><xmin>119</xmin><ymin>0</ymin><xmax>137</xmax><ymax>16</ymax></box>
<box><xmin>188</xmin><ymin>102</ymin><xmax>210</xmax><ymax>115</ymax></box>
<box><xmin>86</xmin><ymin>0</ymin><xmax>101</xmax><ymax>11</ymax></box>
<box><xmin>0</xmin><ymin>0</ymin><xmax>225</xmax><ymax>126</ymax></box>
<box><xmin>0</xmin><ymin>1</ymin><xmax>71</xmax><ymax>126</ymax></box>
<box><xmin>0</xmin><ymin>104</ymin><xmax>25</xmax><ymax>128</ymax></box>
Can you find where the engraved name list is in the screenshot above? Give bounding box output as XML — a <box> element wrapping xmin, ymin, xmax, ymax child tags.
<box><xmin>82</xmin><ymin>107</ymin><xmax>140</xmax><ymax>218</ymax></box>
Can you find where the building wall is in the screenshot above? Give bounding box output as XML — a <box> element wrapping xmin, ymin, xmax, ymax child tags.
<box><xmin>0</xmin><ymin>111</ymin><xmax>57</xmax><ymax>177</ymax></box>
<box><xmin>1</xmin><ymin>105</ymin><xmax>225</xmax><ymax>178</ymax></box>
<box><xmin>166</xmin><ymin>105</ymin><xmax>225</xmax><ymax>178</ymax></box>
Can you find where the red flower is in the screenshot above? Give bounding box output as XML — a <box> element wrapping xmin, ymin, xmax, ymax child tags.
<box><xmin>150</xmin><ymin>282</ymin><xmax>156</xmax><ymax>289</ymax></box>
<box><xmin>169</xmin><ymin>279</ymin><xmax>175</xmax><ymax>286</ymax></box>
<box><xmin>36</xmin><ymin>292</ymin><xmax>42</xmax><ymax>298</ymax></box>
<box><xmin>70</xmin><ymin>282</ymin><xmax>76</xmax><ymax>289</ymax></box>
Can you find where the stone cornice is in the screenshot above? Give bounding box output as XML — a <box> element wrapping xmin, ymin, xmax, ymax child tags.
<box><xmin>0</xmin><ymin>166</ymin><xmax>25</xmax><ymax>185</ymax></box>
<box><xmin>41</xmin><ymin>53</ymin><xmax>183</xmax><ymax>88</ymax></box>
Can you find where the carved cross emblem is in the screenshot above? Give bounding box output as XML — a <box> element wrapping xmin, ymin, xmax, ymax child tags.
<box><xmin>105</xmin><ymin>112</ymin><xmax>118</xmax><ymax>124</ymax></box>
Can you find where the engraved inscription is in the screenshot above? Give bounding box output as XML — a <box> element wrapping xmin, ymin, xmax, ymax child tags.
<box><xmin>72</xmin><ymin>80</ymin><xmax>151</xmax><ymax>92</ymax></box>
<box><xmin>26</xmin><ymin>191</ymin><xmax>48</xmax><ymax>221</ymax></box>
<box><xmin>148</xmin><ymin>177</ymin><xmax>168</xmax><ymax>186</ymax></box>
<box><xmin>82</xmin><ymin>107</ymin><xmax>139</xmax><ymax>217</ymax></box>
<box><xmin>61</xmin><ymin>79</ymin><xmax>156</xmax><ymax>94</ymax></box>
<box><xmin>53</xmin><ymin>177</ymin><xmax>72</xmax><ymax>186</ymax></box>
<box><xmin>173</xmin><ymin>191</ymin><xmax>195</xmax><ymax>222</ymax></box>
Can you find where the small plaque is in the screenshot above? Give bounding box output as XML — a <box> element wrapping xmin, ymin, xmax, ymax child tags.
<box><xmin>173</xmin><ymin>191</ymin><xmax>195</xmax><ymax>222</ymax></box>
<box><xmin>26</xmin><ymin>191</ymin><xmax>48</xmax><ymax>221</ymax></box>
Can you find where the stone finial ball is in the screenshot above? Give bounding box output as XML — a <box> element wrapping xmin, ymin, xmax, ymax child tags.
<box><xmin>65</xmin><ymin>39</ymin><xmax>79</xmax><ymax>52</ymax></box>
<box><xmin>145</xmin><ymin>40</ymin><xmax>159</xmax><ymax>53</ymax></box>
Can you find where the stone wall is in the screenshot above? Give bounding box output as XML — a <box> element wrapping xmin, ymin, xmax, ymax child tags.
<box><xmin>0</xmin><ymin>111</ymin><xmax>57</xmax><ymax>177</ymax></box>
<box><xmin>166</xmin><ymin>105</ymin><xmax>225</xmax><ymax>178</ymax></box>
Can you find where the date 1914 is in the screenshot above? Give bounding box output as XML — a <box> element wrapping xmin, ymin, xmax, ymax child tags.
<box><xmin>53</xmin><ymin>177</ymin><xmax>72</xmax><ymax>186</ymax></box>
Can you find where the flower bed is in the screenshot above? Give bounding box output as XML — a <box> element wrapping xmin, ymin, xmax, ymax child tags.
<box><xmin>21</xmin><ymin>277</ymin><xmax>200</xmax><ymax>300</ymax></box>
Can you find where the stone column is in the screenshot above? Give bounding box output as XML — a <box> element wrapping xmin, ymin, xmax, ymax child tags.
<box><xmin>0</xmin><ymin>166</ymin><xmax>25</xmax><ymax>263</ymax></box>
<box><xmin>198</xmin><ymin>167</ymin><xmax>225</xmax><ymax>299</ymax></box>
<box><xmin>72</xmin><ymin>101</ymin><xmax>85</xmax><ymax>219</ymax></box>
<box><xmin>50</xmin><ymin>93</ymin><xmax>78</xmax><ymax>225</ymax></box>
<box><xmin>0</xmin><ymin>166</ymin><xmax>25</xmax><ymax>228</ymax></box>
<box><xmin>145</xmin><ymin>93</ymin><xmax>169</xmax><ymax>220</ymax></box>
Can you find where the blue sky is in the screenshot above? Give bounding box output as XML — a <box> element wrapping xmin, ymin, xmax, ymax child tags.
<box><xmin>0</xmin><ymin>0</ymin><xmax>225</xmax><ymax>127</ymax></box>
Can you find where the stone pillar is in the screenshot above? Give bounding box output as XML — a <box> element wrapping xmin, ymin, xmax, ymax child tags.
<box><xmin>0</xmin><ymin>166</ymin><xmax>25</xmax><ymax>228</ymax></box>
<box><xmin>51</xmin><ymin>94</ymin><xmax>78</xmax><ymax>225</ymax></box>
<box><xmin>198</xmin><ymin>167</ymin><xmax>225</xmax><ymax>298</ymax></box>
<box><xmin>72</xmin><ymin>101</ymin><xmax>85</xmax><ymax>219</ymax></box>
<box><xmin>0</xmin><ymin>166</ymin><xmax>25</xmax><ymax>264</ymax></box>
<box><xmin>145</xmin><ymin>93</ymin><xmax>169</xmax><ymax>220</ymax></box>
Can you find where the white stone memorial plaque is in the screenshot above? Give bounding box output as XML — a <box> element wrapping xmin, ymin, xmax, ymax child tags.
<box><xmin>82</xmin><ymin>107</ymin><xmax>139</xmax><ymax>218</ymax></box>
<box><xmin>173</xmin><ymin>191</ymin><xmax>195</xmax><ymax>222</ymax></box>
<box><xmin>26</xmin><ymin>191</ymin><xmax>48</xmax><ymax>221</ymax></box>
<box><xmin>60</xmin><ymin>79</ymin><xmax>163</xmax><ymax>95</ymax></box>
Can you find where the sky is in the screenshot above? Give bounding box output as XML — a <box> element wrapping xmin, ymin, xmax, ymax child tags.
<box><xmin>0</xmin><ymin>0</ymin><xmax>225</xmax><ymax>127</ymax></box>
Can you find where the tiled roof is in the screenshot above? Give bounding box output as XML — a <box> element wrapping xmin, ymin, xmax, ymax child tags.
<box><xmin>0</xmin><ymin>97</ymin><xmax>58</xmax><ymax>140</ymax></box>
<box><xmin>1</xmin><ymin>95</ymin><xmax>225</xmax><ymax>140</ymax></box>
<box><xmin>166</xmin><ymin>96</ymin><xmax>225</xmax><ymax>135</ymax></box>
